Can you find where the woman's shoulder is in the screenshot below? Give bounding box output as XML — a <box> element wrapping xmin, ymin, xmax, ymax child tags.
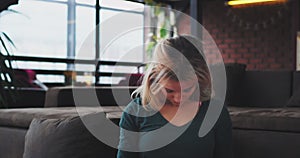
<box><xmin>124</xmin><ymin>97</ymin><xmax>142</xmax><ymax>114</ymax></box>
<box><xmin>124</xmin><ymin>97</ymin><xmax>152</xmax><ymax>115</ymax></box>
<box><xmin>124</xmin><ymin>97</ymin><xmax>157</xmax><ymax>118</ymax></box>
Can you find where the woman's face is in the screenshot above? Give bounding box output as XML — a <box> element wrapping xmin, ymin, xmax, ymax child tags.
<box><xmin>160</xmin><ymin>79</ymin><xmax>198</xmax><ymax>106</ymax></box>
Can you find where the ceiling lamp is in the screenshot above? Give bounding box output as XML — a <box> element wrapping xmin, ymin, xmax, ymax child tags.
<box><xmin>226</xmin><ymin>0</ymin><xmax>288</xmax><ymax>7</ymax></box>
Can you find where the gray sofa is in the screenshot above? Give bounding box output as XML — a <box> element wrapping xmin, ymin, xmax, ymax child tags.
<box><xmin>0</xmin><ymin>106</ymin><xmax>122</xmax><ymax>158</ymax></box>
<box><xmin>0</xmin><ymin>69</ymin><xmax>300</xmax><ymax>158</ymax></box>
<box><xmin>0</xmin><ymin>86</ymin><xmax>134</xmax><ymax>158</ymax></box>
<box><xmin>227</xmin><ymin>70</ymin><xmax>300</xmax><ymax>158</ymax></box>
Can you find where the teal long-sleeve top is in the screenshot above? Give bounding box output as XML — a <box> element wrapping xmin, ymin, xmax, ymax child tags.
<box><xmin>117</xmin><ymin>98</ymin><xmax>233</xmax><ymax>158</ymax></box>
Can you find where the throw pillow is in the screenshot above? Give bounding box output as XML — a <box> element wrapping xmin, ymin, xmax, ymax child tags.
<box><xmin>286</xmin><ymin>71</ymin><xmax>300</xmax><ymax>107</ymax></box>
<box><xmin>286</xmin><ymin>87</ymin><xmax>300</xmax><ymax>107</ymax></box>
<box><xmin>23</xmin><ymin>113</ymin><xmax>117</xmax><ymax>158</ymax></box>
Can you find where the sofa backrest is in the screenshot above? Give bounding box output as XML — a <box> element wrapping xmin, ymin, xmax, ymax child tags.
<box><xmin>5</xmin><ymin>88</ymin><xmax>46</xmax><ymax>108</ymax></box>
<box><xmin>45</xmin><ymin>86</ymin><xmax>136</xmax><ymax>107</ymax></box>
<box><xmin>228</xmin><ymin>71</ymin><xmax>293</xmax><ymax>108</ymax></box>
<box><xmin>210</xmin><ymin>63</ymin><xmax>247</xmax><ymax>106</ymax></box>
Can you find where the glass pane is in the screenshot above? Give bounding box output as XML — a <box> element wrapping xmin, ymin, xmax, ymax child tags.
<box><xmin>37</xmin><ymin>75</ymin><xmax>64</xmax><ymax>83</ymax></box>
<box><xmin>12</xmin><ymin>61</ymin><xmax>67</xmax><ymax>71</ymax></box>
<box><xmin>100</xmin><ymin>0</ymin><xmax>144</xmax><ymax>12</ymax></box>
<box><xmin>76</xmin><ymin>0</ymin><xmax>95</xmax><ymax>5</ymax></box>
<box><xmin>48</xmin><ymin>0</ymin><xmax>68</xmax><ymax>2</ymax></box>
<box><xmin>100</xmin><ymin>65</ymin><xmax>138</xmax><ymax>73</ymax></box>
<box><xmin>99</xmin><ymin>9</ymin><xmax>144</xmax><ymax>63</ymax></box>
<box><xmin>0</xmin><ymin>0</ymin><xmax>67</xmax><ymax>58</ymax></box>
<box><xmin>76</xmin><ymin>5</ymin><xmax>95</xmax><ymax>60</ymax></box>
<box><xmin>0</xmin><ymin>0</ymin><xmax>68</xmax><ymax>83</ymax></box>
<box><xmin>100</xmin><ymin>76</ymin><xmax>125</xmax><ymax>85</ymax></box>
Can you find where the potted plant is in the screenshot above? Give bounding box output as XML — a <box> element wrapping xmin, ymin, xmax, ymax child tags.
<box><xmin>0</xmin><ymin>0</ymin><xmax>19</xmax><ymax>107</ymax></box>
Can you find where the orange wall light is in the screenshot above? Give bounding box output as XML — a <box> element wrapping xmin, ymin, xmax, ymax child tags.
<box><xmin>227</xmin><ymin>0</ymin><xmax>288</xmax><ymax>6</ymax></box>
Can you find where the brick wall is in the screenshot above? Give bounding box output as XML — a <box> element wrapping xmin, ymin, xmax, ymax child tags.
<box><xmin>199</xmin><ymin>1</ymin><xmax>295</xmax><ymax>70</ymax></box>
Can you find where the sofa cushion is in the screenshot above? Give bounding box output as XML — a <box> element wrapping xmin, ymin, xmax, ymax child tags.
<box><xmin>233</xmin><ymin>129</ymin><xmax>300</xmax><ymax>158</ymax></box>
<box><xmin>0</xmin><ymin>127</ymin><xmax>27</xmax><ymax>158</ymax></box>
<box><xmin>229</xmin><ymin>106</ymin><xmax>300</xmax><ymax>132</ymax></box>
<box><xmin>286</xmin><ymin>88</ymin><xmax>300</xmax><ymax>107</ymax></box>
<box><xmin>235</xmin><ymin>71</ymin><xmax>292</xmax><ymax>108</ymax></box>
<box><xmin>286</xmin><ymin>71</ymin><xmax>300</xmax><ymax>107</ymax></box>
<box><xmin>23</xmin><ymin>113</ymin><xmax>118</xmax><ymax>158</ymax></box>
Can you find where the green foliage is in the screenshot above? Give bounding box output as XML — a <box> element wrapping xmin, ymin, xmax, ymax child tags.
<box><xmin>160</xmin><ymin>23</ymin><xmax>167</xmax><ymax>39</ymax></box>
<box><xmin>144</xmin><ymin>0</ymin><xmax>175</xmax><ymax>61</ymax></box>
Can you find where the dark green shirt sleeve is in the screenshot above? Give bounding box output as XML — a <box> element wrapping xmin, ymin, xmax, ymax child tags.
<box><xmin>117</xmin><ymin>101</ymin><xmax>140</xmax><ymax>158</ymax></box>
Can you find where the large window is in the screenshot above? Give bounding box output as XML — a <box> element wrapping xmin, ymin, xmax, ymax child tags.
<box><xmin>99</xmin><ymin>0</ymin><xmax>144</xmax><ymax>84</ymax></box>
<box><xmin>0</xmin><ymin>0</ymin><xmax>144</xmax><ymax>84</ymax></box>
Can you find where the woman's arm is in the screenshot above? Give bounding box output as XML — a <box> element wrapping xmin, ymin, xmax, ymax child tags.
<box><xmin>214</xmin><ymin>106</ymin><xmax>233</xmax><ymax>158</ymax></box>
<box><xmin>117</xmin><ymin>102</ymin><xmax>140</xmax><ymax>158</ymax></box>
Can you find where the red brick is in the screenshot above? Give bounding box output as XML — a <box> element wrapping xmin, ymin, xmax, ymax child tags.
<box><xmin>256</xmin><ymin>64</ymin><xmax>268</xmax><ymax>69</ymax></box>
<box><xmin>250</xmin><ymin>48</ymin><xmax>261</xmax><ymax>53</ymax></box>
<box><xmin>211</xmin><ymin>29</ymin><xmax>220</xmax><ymax>34</ymax></box>
<box><xmin>224</xmin><ymin>59</ymin><xmax>236</xmax><ymax>63</ymax></box>
<box><xmin>215</xmin><ymin>39</ymin><xmax>223</xmax><ymax>44</ymax></box>
<box><xmin>243</xmin><ymin>53</ymin><xmax>254</xmax><ymax>58</ymax></box>
<box><xmin>218</xmin><ymin>44</ymin><xmax>228</xmax><ymax>49</ymax></box>
<box><xmin>237</xmin><ymin>59</ymin><xmax>248</xmax><ymax>64</ymax></box>
<box><xmin>247</xmin><ymin>64</ymin><xmax>255</xmax><ymax>70</ymax></box>
<box><xmin>230</xmin><ymin>53</ymin><xmax>242</xmax><ymax>58</ymax></box>
<box><xmin>223</xmin><ymin>49</ymin><xmax>235</xmax><ymax>54</ymax></box>
<box><xmin>237</xmin><ymin>48</ymin><xmax>248</xmax><ymax>53</ymax></box>
<box><xmin>276</xmin><ymin>58</ymin><xmax>290</xmax><ymax>63</ymax></box>
<box><xmin>218</xmin><ymin>33</ymin><xmax>229</xmax><ymax>38</ymax></box>
<box><xmin>230</xmin><ymin>44</ymin><xmax>242</xmax><ymax>49</ymax></box>
<box><xmin>229</xmin><ymin>33</ymin><xmax>241</xmax><ymax>38</ymax></box>
<box><xmin>221</xmin><ymin>53</ymin><xmax>229</xmax><ymax>59</ymax></box>
<box><xmin>201</xmin><ymin>1</ymin><xmax>293</xmax><ymax>71</ymax></box>
<box><xmin>269</xmin><ymin>63</ymin><xmax>282</xmax><ymax>69</ymax></box>
<box><xmin>243</xmin><ymin>43</ymin><xmax>255</xmax><ymax>48</ymax></box>
<box><xmin>256</xmin><ymin>53</ymin><xmax>268</xmax><ymax>58</ymax></box>
<box><xmin>264</xmin><ymin>58</ymin><xmax>276</xmax><ymax>63</ymax></box>
<box><xmin>224</xmin><ymin>39</ymin><xmax>235</xmax><ymax>43</ymax></box>
<box><xmin>251</xmin><ymin>59</ymin><xmax>262</xmax><ymax>64</ymax></box>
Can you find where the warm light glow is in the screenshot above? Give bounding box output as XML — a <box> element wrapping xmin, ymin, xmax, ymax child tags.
<box><xmin>227</xmin><ymin>0</ymin><xmax>288</xmax><ymax>6</ymax></box>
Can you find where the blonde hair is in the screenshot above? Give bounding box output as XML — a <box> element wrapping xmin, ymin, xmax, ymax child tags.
<box><xmin>133</xmin><ymin>35</ymin><xmax>212</xmax><ymax>110</ymax></box>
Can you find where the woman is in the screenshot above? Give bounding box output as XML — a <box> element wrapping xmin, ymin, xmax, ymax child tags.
<box><xmin>117</xmin><ymin>35</ymin><xmax>233</xmax><ymax>158</ymax></box>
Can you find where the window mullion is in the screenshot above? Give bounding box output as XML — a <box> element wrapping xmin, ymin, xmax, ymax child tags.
<box><xmin>67</xmin><ymin>0</ymin><xmax>76</xmax><ymax>70</ymax></box>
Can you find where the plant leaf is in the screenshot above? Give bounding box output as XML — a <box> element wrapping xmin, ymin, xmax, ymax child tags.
<box><xmin>2</xmin><ymin>32</ymin><xmax>16</xmax><ymax>48</ymax></box>
<box><xmin>160</xmin><ymin>27</ymin><xmax>167</xmax><ymax>38</ymax></box>
<box><xmin>0</xmin><ymin>35</ymin><xmax>10</xmax><ymax>55</ymax></box>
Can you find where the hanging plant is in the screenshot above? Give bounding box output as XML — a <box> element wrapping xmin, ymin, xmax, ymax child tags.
<box><xmin>144</xmin><ymin>0</ymin><xmax>177</xmax><ymax>61</ymax></box>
